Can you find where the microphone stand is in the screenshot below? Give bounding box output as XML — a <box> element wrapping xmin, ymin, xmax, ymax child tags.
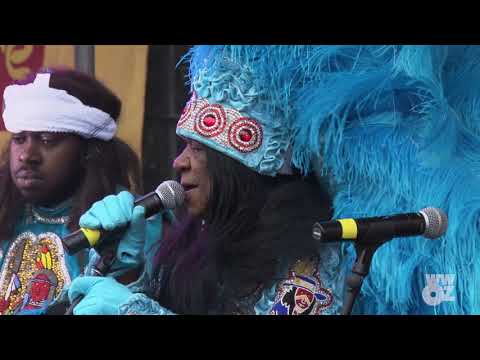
<box><xmin>341</xmin><ymin>236</ymin><xmax>390</xmax><ymax>315</ymax></box>
<box><xmin>64</xmin><ymin>245</ymin><xmax>117</xmax><ymax>315</ymax></box>
<box><xmin>43</xmin><ymin>244</ymin><xmax>118</xmax><ymax>315</ymax></box>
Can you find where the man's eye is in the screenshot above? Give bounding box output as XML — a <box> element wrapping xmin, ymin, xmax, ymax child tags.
<box><xmin>12</xmin><ymin>136</ymin><xmax>25</xmax><ymax>144</ymax></box>
<box><xmin>40</xmin><ymin>136</ymin><xmax>58</xmax><ymax>145</ymax></box>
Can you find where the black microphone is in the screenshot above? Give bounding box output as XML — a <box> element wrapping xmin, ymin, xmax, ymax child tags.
<box><xmin>62</xmin><ymin>180</ymin><xmax>185</xmax><ymax>255</ymax></box>
<box><xmin>312</xmin><ymin>207</ymin><xmax>448</xmax><ymax>244</ymax></box>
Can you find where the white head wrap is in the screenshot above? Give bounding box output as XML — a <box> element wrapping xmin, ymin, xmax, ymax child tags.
<box><xmin>2</xmin><ymin>73</ymin><xmax>117</xmax><ymax>140</ymax></box>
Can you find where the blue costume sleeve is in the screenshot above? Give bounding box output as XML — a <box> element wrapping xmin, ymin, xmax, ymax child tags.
<box><xmin>66</xmin><ymin>274</ymin><xmax>175</xmax><ymax>315</ymax></box>
<box><xmin>118</xmin><ymin>293</ymin><xmax>176</xmax><ymax>315</ymax></box>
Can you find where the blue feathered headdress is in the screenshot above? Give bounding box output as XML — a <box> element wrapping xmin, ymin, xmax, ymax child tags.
<box><xmin>177</xmin><ymin>45</ymin><xmax>330</xmax><ymax>176</ymax></box>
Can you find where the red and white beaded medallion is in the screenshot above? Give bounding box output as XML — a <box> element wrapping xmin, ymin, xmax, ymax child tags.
<box><xmin>194</xmin><ymin>104</ymin><xmax>227</xmax><ymax>138</ymax></box>
<box><xmin>228</xmin><ymin>117</ymin><xmax>263</xmax><ymax>153</ymax></box>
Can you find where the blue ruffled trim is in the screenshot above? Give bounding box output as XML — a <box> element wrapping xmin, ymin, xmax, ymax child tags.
<box><xmin>258</xmin><ymin>123</ymin><xmax>291</xmax><ymax>176</ymax></box>
<box><xmin>193</xmin><ymin>66</ymin><xmax>260</xmax><ymax>114</ymax></box>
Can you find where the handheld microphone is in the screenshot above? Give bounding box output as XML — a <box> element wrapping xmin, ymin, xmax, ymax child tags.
<box><xmin>312</xmin><ymin>207</ymin><xmax>448</xmax><ymax>244</ymax></box>
<box><xmin>62</xmin><ymin>180</ymin><xmax>185</xmax><ymax>255</ymax></box>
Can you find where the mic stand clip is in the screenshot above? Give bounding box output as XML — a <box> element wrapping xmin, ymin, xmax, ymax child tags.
<box><xmin>64</xmin><ymin>242</ymin><xmax>118</xmax><ymax>315</ymax></box>
<box><xmin>341</xmin><ymin>235</ymin><xmax>391</xmax><ymax>315</ymax></box>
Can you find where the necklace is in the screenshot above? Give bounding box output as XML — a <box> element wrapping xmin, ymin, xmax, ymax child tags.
<box><xmin>26</xmin><ymin>204</ymin><xmax>71</xmax><ymax>225</ymax></box>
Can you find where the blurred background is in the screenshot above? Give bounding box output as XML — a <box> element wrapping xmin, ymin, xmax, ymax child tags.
<box><xmin>0</xmin><ymin>45</ymin><xmax>192</xmax><ymax>192</ymax></box>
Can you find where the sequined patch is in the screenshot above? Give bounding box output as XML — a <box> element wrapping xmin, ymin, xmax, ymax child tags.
<box><xmin>270</xmin><ymin>256</ymin><xmax>333</xmax><ymax>315</ymax></box>
<box><xmin>0</xmin><ymin>232</ymin><xmax>71</xmax><ymax>315</ymax></box>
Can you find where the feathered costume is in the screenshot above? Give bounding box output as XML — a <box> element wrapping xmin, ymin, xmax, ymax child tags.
<box><xmin>288</xmin><ymin>45</ymin><xmax>480</xmax><ymax>314</ymax></box>
<box><xmin>183</xmin><ymin>45</ymin><xmax>480</xmax><ymax>314</ymax></box>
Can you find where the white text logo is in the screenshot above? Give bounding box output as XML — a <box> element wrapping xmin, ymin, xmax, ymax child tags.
<box><xmin>422</xmin><ymin>274</ymin><xmax>455</xmax><ymax>306</ymax></box>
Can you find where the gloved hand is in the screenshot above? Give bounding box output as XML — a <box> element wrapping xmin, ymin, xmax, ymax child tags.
<box><xmin>79</xmin><ymin>191</ymin><xmax>146</xmax><ymax>270</ymax></box>
<box><xmin>68</xmin><ymin>276</ymin><xmax>133</xmax><ymax>315</ymax></box>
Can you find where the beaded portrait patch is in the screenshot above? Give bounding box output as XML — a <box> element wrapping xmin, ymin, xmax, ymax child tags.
<box><xmin>270</xmin><ymin>256</ymin><xmax>333</xmax><ymax>315</ymax></box>
<box><xmin>0</xmin><ymin>232</ymin><xmax>71</xmax><ymax>315</ymax></box>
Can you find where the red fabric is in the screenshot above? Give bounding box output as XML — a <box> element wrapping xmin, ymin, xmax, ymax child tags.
<box><xmin>0</xmin><ymin>45</ymin><xmax>45</xmax><ymax>131</ymax></box>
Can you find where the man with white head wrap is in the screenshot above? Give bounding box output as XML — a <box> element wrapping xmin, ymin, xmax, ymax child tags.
<box><xmin>0</xmin><ymin>69</ymin><xmax>149</xmax><ymax>315</ymax></box>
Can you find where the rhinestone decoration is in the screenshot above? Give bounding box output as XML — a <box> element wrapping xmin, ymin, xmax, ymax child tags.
<box><xmin>194</xmin><ymin>104</ymin><xmax>227</xmax><ymax>138</ymax></box>
<box><xmin>228</xmin><ymin>117</ymin><xmax>263</xmax><ymax>153</ymax></box>
<box><xmin>25</xmin><ymin>204</ymin><xmax>70</xmax><ymax>225</ymax></box>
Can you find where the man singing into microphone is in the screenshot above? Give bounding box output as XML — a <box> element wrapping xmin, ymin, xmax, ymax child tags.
<box><xmin>0</xmin><ymin>68</ymin><xmax>151</xmax><ymax>315</ymax></box>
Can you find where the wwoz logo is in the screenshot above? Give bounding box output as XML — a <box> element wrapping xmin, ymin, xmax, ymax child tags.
<box><xmin>422</xmin><ymin>274</ymin><xmax>455</xmax><ymax>306</ymax></box>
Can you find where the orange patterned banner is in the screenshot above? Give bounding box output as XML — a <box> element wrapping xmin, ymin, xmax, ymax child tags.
<box><xmin>0</xmin><ymin>45</ymin><xmax>45</xmax><ymax>131</ymax></box>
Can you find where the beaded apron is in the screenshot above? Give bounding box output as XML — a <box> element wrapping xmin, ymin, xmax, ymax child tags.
<box><xmin>0</xmin><ymin>207</ymin><xmax>71</xmax><ymax>315</ymax></box>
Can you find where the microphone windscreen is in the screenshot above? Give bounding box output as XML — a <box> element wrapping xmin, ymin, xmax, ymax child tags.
<box><xmin>419</xmin><ymin>207</ymin><xmax>448</xmax><ymax>239</ymax></box>
<box><xmin>155</xmin><ymin>180</ymin><xmax>185</xmax><ymax>209</ymax></box>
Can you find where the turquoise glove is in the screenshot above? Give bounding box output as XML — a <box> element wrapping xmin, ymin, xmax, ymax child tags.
<box><xmin>79</xmin><ymin>191</ymin><xmax>146</xmax><ymax>269</ymax></box>
<box><xmin>68</xmin><ymin>276</ymin><xmax>133</xmax><ymax>315</ymax></box>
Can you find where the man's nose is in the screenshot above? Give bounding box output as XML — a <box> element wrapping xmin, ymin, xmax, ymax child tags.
<box><xmin>19</xmin><ymin>138</ymin><xmax>41</xmax><ymax>164</ymax></box>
